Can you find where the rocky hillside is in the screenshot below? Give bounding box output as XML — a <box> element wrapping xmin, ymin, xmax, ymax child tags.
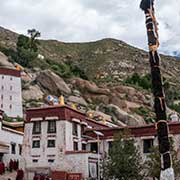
<box><xmin>0</xmin><ymin>26</ymin><xmax>180</xmax><ymax>127</ymax></box>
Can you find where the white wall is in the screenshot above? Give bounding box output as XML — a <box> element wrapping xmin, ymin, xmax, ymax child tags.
<box><xmin>23</xmin><ymin>120</ymin><xmax>67</xmax><ymax>169</ymax></box>
<box><xmin>23</xmin><ymin>119</ymin><xmax>93</xmax><ymax>179</ymax></box>
<box><xmin>0</xmin><ymin>121</ymin><xmax>23</xmax><ymax>166</ymax></box>
<box><xmin>0</xmin><ymin>74</ymin><xmax>23</xmax><ymax>118</ymax></box>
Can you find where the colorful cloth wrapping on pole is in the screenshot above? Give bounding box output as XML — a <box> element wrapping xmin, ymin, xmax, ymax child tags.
<box><xmin>140</xmin><ymin>0</ymin><xmax>175</xmax><ymax>178</ymax></box>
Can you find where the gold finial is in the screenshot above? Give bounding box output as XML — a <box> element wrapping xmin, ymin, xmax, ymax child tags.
<box><xmin>59</xmin><ymin>95</ymin><xmax>64</xmax><ymax>105</ymax></box>
<box><xmin>15</xmin><ymin>64</ymin><xmax>21</xmax><ymax>71</ymax></box>
<box><xmin>71</xmin><ymin>103</ymin><xmax>77</xmax><ymax>109</ymax></box>
<box><xmin>88</xmin><ymin>112</ymin><xmax>93</xmax><ymax>118</ymax></box>
<box><xmin>103</xmin><ymin>118</ymin><xmax>106</xmax><ymax>124</ymax></box>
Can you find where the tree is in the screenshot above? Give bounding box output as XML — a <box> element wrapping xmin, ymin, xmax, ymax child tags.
<box><xmin>144</xmin><ymin>139</ymin><xmax>180</xmax><ymax>179</ymax></box>
<box><xmin>103</xmin><ymin>129</ymin><xmax>145</xmax><ymax>180</ymax></box>
<box><xmin>27</xmin><ymin>29</ymin><xmax>41</xmax><ymax>52</ymax></box>
<box><xmin>16</xmin><ymin>29</ymin><xmax>41</xmax><ymax>67</ymax></box>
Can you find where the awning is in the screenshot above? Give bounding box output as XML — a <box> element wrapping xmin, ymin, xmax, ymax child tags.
<box><xmin>0</xmin><ymin>142</ymin><xmax>9</xmax><ymax>153</ymax></box>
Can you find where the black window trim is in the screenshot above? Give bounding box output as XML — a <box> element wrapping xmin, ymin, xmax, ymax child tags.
<box><xmin>32</xmin><ymin>121</ymin><xmax>41</xmax><ymax>134</ymax></box>
<box><xmin>47</xmin><ymin>120</ymin><xmax>57</xmax><ymax>134</ymax></box>
<box><xmin>47</xmin><ymin>139</ymin><xmax>56</xmax><ymax>148</ymax></box>
<box><xmin>32</xmin><ymin>140</ymin><xmax>40</xmax><ymax>148</ymax></box>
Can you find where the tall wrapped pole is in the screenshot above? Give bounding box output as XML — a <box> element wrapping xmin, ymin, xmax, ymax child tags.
<box><xmin>139</xmin><ymin>0</ymin><xmax>174</xmax><ymax>179</ymax></box>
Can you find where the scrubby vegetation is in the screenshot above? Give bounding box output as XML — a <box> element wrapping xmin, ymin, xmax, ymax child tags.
<box><xmin>124</xmin><ymin>73</ymin><xmax>151</xmax><ymax>90</ymax></box>
<box><xmin>104</xmin><ymin>130</ymin><xmax>145</xmax><ymax>180</ymax></box>
<box><xmin>133</xmin><ymin>106</ymin><xmax>155</xmax><ymax>124</ymax></box>
<box><xmin>0</xmin><ymin>29</ymin><xmax>40</xmax><ymax>67</ymax></box>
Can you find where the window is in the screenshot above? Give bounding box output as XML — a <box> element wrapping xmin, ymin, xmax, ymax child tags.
<box><xmin>143</xmin><ymin>139</ymin><xmax>153</xmax><ymax>153</ymax></box>
<box><xmin>11</xmin><ymin>143</ymin><xmax>16</xmax><ymax>154</ymax></box>
<box><xmin>48</xmin><ymin>159</ymin><xmax>54</xmax><ymax>163</ymax></box>
<box><xmin>32</xmin><ymin>121</ymin><xmax>41</xmax><ymax>134</ymax></box>
<box><xmin>47</xmin><ymin>120</ymin><xmax>56</xmax><ymax>133</ymax></box>
<box><xmin>90</xmin><ymin>142</ymin><xmax>98</xmax><ymax>153</ymax></box>
<box><xmin>72</xmin><ymin>123</ymin><xmax>78</xmax><ymax>136</ymax></box>
<box><xmin>9</xmin><ymin>104</ymin><xmax>12</xmax><ymax>109</ymax></box>
<box><xmin>1</xmin><ymin>104</ymin><xmax>3</xmax><ymax>108</ymax></box>
<box><xmin>1</xmin><ymin>86</ymin><xmax>4</xmax><ymax>90</ymax></box>
<box><xmin>73</xmin><ymin>142</ymin><xmax>78</xmax><ymax>151</ymax></box>
<box><xmin>82</xmin><ymin>143</ymin><xmax>86</xmax><ymax>151</ymax></box>
<box><xmin>47</xmin><ymin>140</ymin><xmax>55</xmax><ymax>148</ymax></box>
<box><xmin>32</xmin><ymin>159</ymin><xmax>38</xmax><ymax>163</ymax></box>
<box><xmin>108</xmin><ymin>141</ymin><xmax>113</xmax><ymax>152</ymax></box>
<box><xmin>1</xmin><ymin>95</ymin><xmax>3</xmax><ymax>100</ymax></box>
<box><xmin>19</xmin><ymin>145</ymin><xmax>22</xmax><ymax>155</ymax></box>
<box><xmin>2</xmin><ymin>76</ymin><xmax>4</xmax><ymax>79</ymax></box>
<box><xmin>32</xmin><ymin>140</ymin><xmax>40</xmax><ymax>148</ymax></box>
<box><xmin>10</xmin><ymin>96</ymin><xmax>12</xmax><ymax>100</ymax></box>
<box><xmin>10</xmin><ymin>86</ymin><xmax>12</xmax><ymax>90</ymax></box>
<box><xmin>10</xmin><ymin>77</ymin><xmax>13</xmax><ymax>81</ymax></box>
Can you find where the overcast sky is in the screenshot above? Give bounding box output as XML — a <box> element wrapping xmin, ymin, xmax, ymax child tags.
<box><xmin>0</xmin><ymin>0</ymin><xmax>180</xmax><ymax>55</ymax></box>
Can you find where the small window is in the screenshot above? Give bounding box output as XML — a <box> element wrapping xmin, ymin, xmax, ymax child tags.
<box><xmin>32</xmin><ymin>121</ymin><xmax>41</xmax><ymax>134</ymax></box>
<box><xmin>32</xmin><ymin>140</ymin><xmax>40</xmax><ymax>148</ymax></box>
<box><xmin>1</xmin><ymin>95</ymin><xmax>3</xmax><ymax>100</ymax></box>
<box><xmin>2</xmin><ymin>76</ymin><xmax>4</xmax><ymax>79</ymax></box>
<box><xmin>32</xmin><ymin>159</ymin><xmax>38</xmax><ymax>163</ymax></box>
<box><xmin>48</xmin><ymin>159</ymin><xmax>54</xmax><ymax>163</ymax></box>
<box><xmin>9</xmin><ymin>104</ymin><xmax>12</xmax><ymax>109</ymax></box>
<box><xmin>82</xmin><ymin>144</ymin><xmax>86</xmax><ymax>151</ymax></box>
<box><xmin>73</xmin><ymin>142</ymin><xmax>78</xmax><ymax>151</ymax></box>
<box><xmin>10</xmin><ymin>77</ymin><xmax>13</xmax><ymax>81</ymax></box>
<box><xmin>10</xmin><ymin>86</ymin><xmax>12</xmax><ymax>90</ymax></box>
<box><xmin>10</xmin><ymin>96</ymin><xmax>12</xmax><ymax>100</ymax></box>
<box><xmin>1</xmin><ymin>86</ymin><xmax>4</xmax><ymax>90</ymax></box>
<box><xmin>47</xmin><ymin>140</ymin><xmax>55</xmax><ymax>148</ymax></box>
<box><xmin>1</xmin><ymin>104</ymin><xmax>3</xmax><ymax>108</ymax></box>
<box><xmin>90</xmin><ymin>142</ymin><xmax>98</xmax><ymax>153</ymax></box>
<box><xmin>47</xmin><ymin>120</ymin><xmax>56</xmax><ymax>133</ymax></box>
<box><xmin>72</xmin><ymin>123</ymin><xmax>78</xmax><ymax>136</ymax></box>
<box><xmin>19</xmin><ymin>145</ymin><xmax>22</xmax><ymax>155</ymax></box>
<box><xmin>143</xmin><ymin>139</ymin><xmax>153</xmax><ymax>153</ymax></box>
<box><xmin>108</xmin><ymin>141</ymin><xmax>113</xmax><ymax>152</ymax></box>
<box><xmin>11</xmin><ymin>143</ymin><xmax>16</xmax><ymax>154</ymax></box>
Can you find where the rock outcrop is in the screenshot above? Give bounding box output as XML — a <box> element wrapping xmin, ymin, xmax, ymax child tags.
<box><xmin>71</xmin><ymin>78</ymin><xmax>110</xmax><ymax>95</ymax></box>
<box><xmin>0</xmin><ymin>51</ymin><xmax>14</xmax><ymax>68</ymax></box>
<box><xmin>36</xmin><ymin>70</ymin><xmax>71</xmax><ymax>96</ymax></box>
<box><xmin>106</xmin><ymin>104</ymin><xmax>145</xmax><ymax>126</ymax></box>
<box><xmin>67</xmin><ymin>96</ymin><xmax>87</xmax><ymax>107</ymax></box>
<box><xmin>22</xmin><ymin>85</ymin><xmax>44</xmax><ymax>101</ymax></box>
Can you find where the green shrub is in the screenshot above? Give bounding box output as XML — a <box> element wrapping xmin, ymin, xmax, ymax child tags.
<box><xmin>133</xmin><ymin>106</ymin><xmax>155</xmax><ymax>123</ymax></box>
<box><xmin>169</xmin><ymin>104</ymin><xmax>180</xmax><ymax>113</ymax></box>
<box><xmin>124</xmin><ymin>73</ymin><xmax>151</xmax><ymax>90</ymax></box>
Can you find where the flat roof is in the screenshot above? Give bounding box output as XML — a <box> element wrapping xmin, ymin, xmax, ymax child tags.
<box><xmin>0</xmin><ymin>67</ymin><xmax>21</xmax><ymax>77</ymax></box>
<box><xmin>85</xmin><ymin>121</ymin><xmax>180</xmax><ymax>139</ymax></box>
<box><xmin>26</xmin><ymin>105</ymin><xmax>109</xmax><ymax>129</ymax></box>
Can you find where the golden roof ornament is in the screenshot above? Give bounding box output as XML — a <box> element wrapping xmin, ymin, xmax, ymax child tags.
<box><xmin>59</xmin><ymin>95</ymin><xmax>64</xmax><ymax>105</ymax></box>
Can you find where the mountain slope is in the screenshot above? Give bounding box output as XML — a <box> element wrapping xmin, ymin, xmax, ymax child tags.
<box><xmin>0</xmin><ymin>26</ymin><xmax>180</xmax><ymax>126</ymax></box>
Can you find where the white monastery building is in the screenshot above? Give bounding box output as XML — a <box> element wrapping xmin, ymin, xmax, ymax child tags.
<box><xmin>23</xmin><ymin>105</ymin><xmax>180</xmax><ymax>180</ymax></box>
<box><xmin>0</xmin><ymin>67</ymin><xmax>23</xmax><ymax>118</ymax></box>
<box><xmin>0</xmin><ymin>109</ymin><xmax>23</xmax><ymax>166</ymax></box>
<box><xmin>0</xmin><ymin>66</ymin><xmax>23</xmax><ymax>170</ymax></box>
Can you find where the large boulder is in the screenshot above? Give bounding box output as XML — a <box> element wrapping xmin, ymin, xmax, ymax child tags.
<box><xmin>22</xmin><ymin>85</ymin><xmax>44</xmax><ymax>101</ymax></box>
<box><xmin>0</xmin><ymin>51</ymin><xmax>14</xmax><ymax>68</ymax></box>
<box><xmin>71</xmin><ymin>77</ymin><xmax>110</xmax><ymax>95</ymax></box>
<box><xmin>67</xmin><ymin>96</ymin><xmax>88</xmax><ymax>107</ymax></box>
<box><xmin>36</xmin><ymin>70</ymin><xmax>71</xmax><ymax>95</ymax></box>
<box><xmin>109</xmin><ymin>94</ymin><xmax>127</xmax><ymax>109</ymax></box>
<box><xmin>106</xmin><ymin>104</ymin><xmax>145</xmax><ymax>126</ymax></box>
<box><xmin>84</xmin><ymin>94</ymin><xmax>109</xmax><ymax>105</ymax></box>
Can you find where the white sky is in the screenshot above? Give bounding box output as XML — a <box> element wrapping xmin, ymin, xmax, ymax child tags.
<box><xmin>0</xmin><ymin>0</ymin><xmax>180</xmax><ymax>55</ymax></box>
